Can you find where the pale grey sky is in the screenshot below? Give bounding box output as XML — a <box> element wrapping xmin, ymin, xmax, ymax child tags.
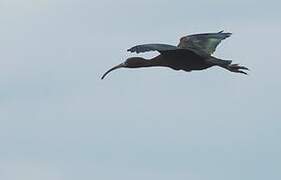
<box><xmin>0</xmin><ymin>0</ymin><xmax>281</xmax><ymax>180</ymax></box>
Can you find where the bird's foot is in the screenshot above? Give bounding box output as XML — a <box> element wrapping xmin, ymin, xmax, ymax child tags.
<box><xmin>227</xmin><ymin>64</ymin><xmax>250</xmax><ymax>75</ymax></box>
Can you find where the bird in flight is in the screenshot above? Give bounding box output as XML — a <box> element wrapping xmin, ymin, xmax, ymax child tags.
<box><xmin>101</xmin><ymin>31</ymin><xmax>249</xmax><ymax>79</ymax></box>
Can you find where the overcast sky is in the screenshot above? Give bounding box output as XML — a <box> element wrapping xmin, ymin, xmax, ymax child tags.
<box><xmin>0</xmin><ymin>0</ymin><xmax>281</xmax><ymax>180</ymax></box>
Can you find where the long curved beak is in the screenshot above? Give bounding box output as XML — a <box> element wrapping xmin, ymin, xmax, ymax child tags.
<box><xmin>101</xmin><ymin>63</ymin><xmax>126</xmax><ymax>80</ymax></box>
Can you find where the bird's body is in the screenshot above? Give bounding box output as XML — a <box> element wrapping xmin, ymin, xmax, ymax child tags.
<box><xmin>101</xmin><ymin>31</ymin><xmax>249</xmax><ymax>79</ymax></box>
<box><xmin>136</xmin><ymin>50</ymin><xmax>212</xmax><ymax>71</ymax></box>
<box><xmin>153</xmin><ymin>49</ymin><xmax>214</xmax><ymax>71</ymax></box>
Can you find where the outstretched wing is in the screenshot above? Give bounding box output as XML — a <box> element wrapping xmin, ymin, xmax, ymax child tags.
<box><xmin>177</xmin><ymin>31</ymin><xmax>232</xmax><ymax>55</ymax></box>
<box><xmin>127</xmin><ymin>43</ymin><xmax>178</xmax><ymax>53</ymax></box>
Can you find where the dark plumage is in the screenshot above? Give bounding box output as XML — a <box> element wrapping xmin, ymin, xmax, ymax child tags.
<box><xmin>101</xmin><ymin>31</ymin><xmax>249</xmax><ymax>79</ymax></box>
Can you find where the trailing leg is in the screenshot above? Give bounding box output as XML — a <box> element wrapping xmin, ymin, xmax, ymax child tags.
<box><xmin>223</xmin><ymin>63</ymin><xmax>249</xmax><ymax>75</ymax></box>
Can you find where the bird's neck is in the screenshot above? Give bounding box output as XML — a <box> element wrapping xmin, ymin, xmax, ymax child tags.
<box><xmin>137</xmin><ymin>56</ymin><xmax>164</xmax><ymax>68</ymax></box>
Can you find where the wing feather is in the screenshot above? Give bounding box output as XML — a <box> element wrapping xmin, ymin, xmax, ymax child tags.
<box><xmin>177</xmin><ymin>31</ymin><xmax>232</xmax><ymax>55</ymax></box>
<box><xmin>127</xmin><ymin>44</ymin><xmax>178</xmax><ymax>53</ymax></box>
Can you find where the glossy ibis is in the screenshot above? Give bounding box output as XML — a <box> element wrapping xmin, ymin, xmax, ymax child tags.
<box><xmin>101</xmin><ymin>31</ymin><xmax>249</xmax><ymax>79</ymax></box>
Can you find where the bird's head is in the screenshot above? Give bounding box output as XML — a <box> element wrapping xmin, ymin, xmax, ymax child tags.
<box><xmin>101</xmin><ymin>57</ymin><xmax>146</xmax><ymax>79</ymax></box>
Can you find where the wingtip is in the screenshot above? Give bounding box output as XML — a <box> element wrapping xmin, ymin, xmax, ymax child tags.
<box><xmin>218</xmin><ymin>30</ymin><xmax>232</xmax><ymax>37</ymax></box>
<box><xmin>127</xmin><ymin>46</ymin><xmax>139</xmax><ymax>53</ymax></box>
<box><xmin>226</xmin><ymin>32</ymin><xmax>233</xmax><ymax>37</ymax></box>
